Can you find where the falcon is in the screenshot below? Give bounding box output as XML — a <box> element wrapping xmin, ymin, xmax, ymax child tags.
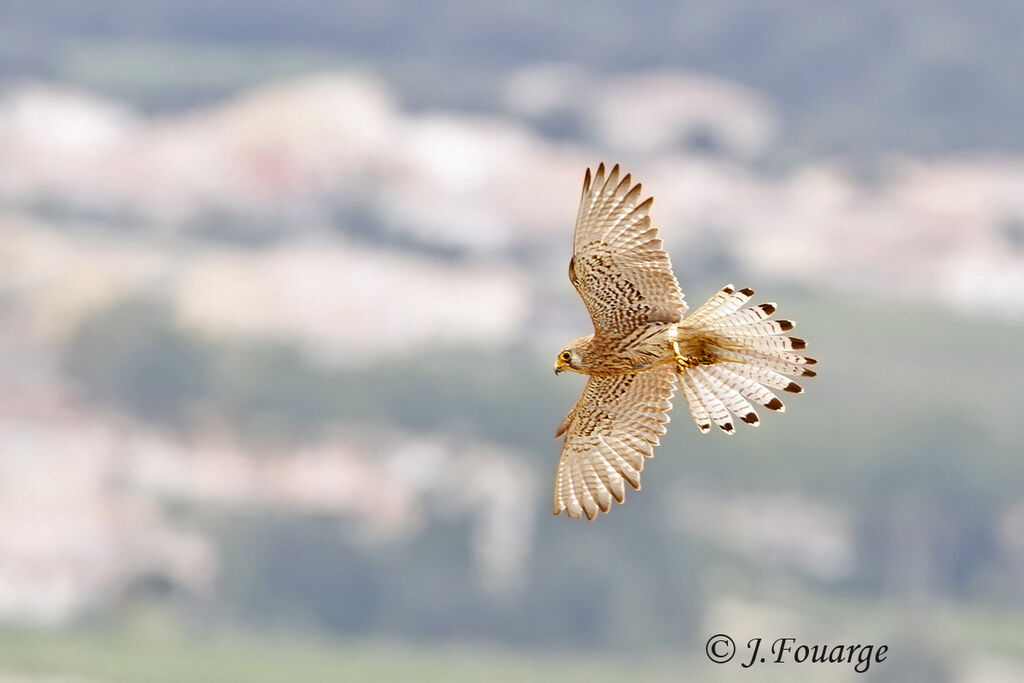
<box><xmin>553</xmin><ymin>163</ymin><xmax>816</xmax><ymax>519</ymax></box>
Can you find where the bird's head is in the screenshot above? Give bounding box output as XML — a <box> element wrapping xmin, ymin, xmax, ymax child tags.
<box><xmin>554</xmin><ymin>337</ymin><xmax>590</xmax><ymax>375</ymax></box>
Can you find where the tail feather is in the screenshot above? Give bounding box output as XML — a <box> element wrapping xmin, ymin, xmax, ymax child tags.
<box><xmin>678</xmin><ymin>373</ymin><xmax>712</xmax><ymax>433</ymax></box>
<box><xmin>693</xmin><ymin>367</ymin><xmax>759</xmax><ymax>426</ymax></box>
<box><xmin>685</xmin><ymin>284</ymin><xmax>738</xmax><ymax>324</ymax></box>
<box><xmin>721</xmin><ymin>362</ymin><xmax>803</xmax><ymax>393</ymax></box>
<box><xmin>697</xmin><ymin>287</ymin><xmax>757</xmax><ymax>324</ymax></box>
<box><xmin>729</xmin><ymin>348</ymin><xmax>816</xmax><ymax>376</ymax></box>
<box><xmin>712</xmin><ymin>303</ymin><xmax>777</xmax><ymax>327</ymax></box>
<box><xmin>676</xmin><ymin>285</ymin><xmax>815</xmax><ymax>432</ymax></box>
<box><xmin>714</xmin><ymin>319</ymin><xmax>793</xmax><ymax>336</ymax></box>
<box><xmin>688</xmin><ymin>369</ymin><xmax>735</xmax><ymax>433</ymax></box>
<box><xmin>726</xmin><ymin>335</ymin><xmax>806</xmax><ymax>353</ymax></box>
<box><xmin>705</xmin><ymin>364</ymin><xmax>784</xmax><ymax>412</ymax></box>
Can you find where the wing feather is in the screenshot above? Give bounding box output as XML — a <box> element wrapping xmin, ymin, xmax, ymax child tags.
<box><xmin>554</xmin><ymin>367</ymin><xmax>677</xmax><ymax>519</ymax></box>
<box><xmin>569</xmin><ymin>163</ymin><xmax>687</xmax><ymax>337</ymax></box>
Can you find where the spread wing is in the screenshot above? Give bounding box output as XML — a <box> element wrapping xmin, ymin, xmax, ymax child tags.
<box><xmin>553</xmin><ymin>367</ymin><xmax>677</xmax><ymax>520</ymax></box>
<box><xmin>569</xmin><ymin>163</ymin><xmax>688</xmax><ymax>339</ymax></box>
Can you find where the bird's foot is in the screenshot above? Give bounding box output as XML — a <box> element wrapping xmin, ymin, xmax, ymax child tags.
<box><xmin>673</xmin><ymin>341</ymin><xmax>694</xmax><ymax>373</ymax></box>
<box><xmin>673</xmin><ymin>341</ymin><xmax>717</xmax><ymax>373</ymax></box>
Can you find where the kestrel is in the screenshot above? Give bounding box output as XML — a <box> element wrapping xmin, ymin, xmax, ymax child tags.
<box><xmin>553</xmin><ymin>163</ymin><xmax>816</xmax><ymax>520</ymax></box>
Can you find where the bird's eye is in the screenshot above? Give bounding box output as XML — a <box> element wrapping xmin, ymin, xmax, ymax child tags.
<box><xmin>560</xmin><ymin>351</ymin><xmax>572</xmax><ymax>362</ymax></box>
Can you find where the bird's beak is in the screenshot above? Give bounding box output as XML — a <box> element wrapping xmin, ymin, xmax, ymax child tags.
<box><xmin>554</xmin><ymin>360</ymin><xmax>567</xmax><ymax>375</ymax></box>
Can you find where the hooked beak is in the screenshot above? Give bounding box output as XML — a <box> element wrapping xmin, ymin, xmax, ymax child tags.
<box><xmin>554</xmin><ymin>360</ymin><xmax>567</xmax><ymax>375</ymax></box>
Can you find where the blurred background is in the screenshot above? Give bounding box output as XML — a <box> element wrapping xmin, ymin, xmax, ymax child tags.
<box><xmin>1</xmin><ymin>2</ymin><xmax>1023</xmax><ymax>681</ymax></box>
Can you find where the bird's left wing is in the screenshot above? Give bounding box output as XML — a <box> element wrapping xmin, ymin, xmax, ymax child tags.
<box><xmin>570</xmin><ymin>163</ymin><xmax>688</xmax><ymax>339</ymax></box>
<box><xmin>554</xmin><ymin>366</ymin><xmax>677</xmax><ymax>519</ymax></box>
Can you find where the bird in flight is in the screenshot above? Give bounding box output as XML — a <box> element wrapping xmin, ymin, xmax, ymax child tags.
<box><xmin>553</xmin><ymin>163</ymin><xmax>816</xmax><ymax>519</ymax></box>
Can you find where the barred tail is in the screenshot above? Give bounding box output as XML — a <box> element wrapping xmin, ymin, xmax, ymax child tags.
<box><xmin>677</xmin><ymin>284</ymin><xmax>816</xmax><ymax>434</ymax></box>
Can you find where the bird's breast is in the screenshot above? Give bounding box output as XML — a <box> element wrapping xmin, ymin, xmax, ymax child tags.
<box><xmin>586</xmin><ymin>323</ymin><xmax>679</xmax><ymax>376</ymax></box>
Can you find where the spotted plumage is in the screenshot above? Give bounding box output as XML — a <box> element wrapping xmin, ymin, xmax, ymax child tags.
<box><xmin>553</xmin><ymin>164</ymin><xmax>816</xmax><ymax>520</ymax></box>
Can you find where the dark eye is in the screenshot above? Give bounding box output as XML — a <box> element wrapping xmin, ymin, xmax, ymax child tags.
<box><xmin>560</xmin><ymin>351</ymin><xmax>572</xmax><ymax>362</ymax></box>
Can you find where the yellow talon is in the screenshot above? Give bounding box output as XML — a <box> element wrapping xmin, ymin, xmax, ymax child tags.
<box><xmin>673</xmin><ymin>341</ymin><xmax>694</xmax><ymax>372</ymax></box>
<box><xmin>673</xmin><ymin>340</ymin><xmax>720</xmax><ymax>371</ymax></box>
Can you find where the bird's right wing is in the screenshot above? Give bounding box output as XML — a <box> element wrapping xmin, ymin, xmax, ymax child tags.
<box><xmin>554</xmin><ymin>366</ymin><xmax>677</xmax><ymax>520</ymax></box>
<box><xmin>569</xmin><ymin>163</ymin><xmax>688</xmax><ymax>339</ymax></box>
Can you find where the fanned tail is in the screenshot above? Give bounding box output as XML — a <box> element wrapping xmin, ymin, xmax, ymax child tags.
<box><xmin>676</xmin><ymin>285</ymin><xmax>816</xmax><ymax>434</ymax></box>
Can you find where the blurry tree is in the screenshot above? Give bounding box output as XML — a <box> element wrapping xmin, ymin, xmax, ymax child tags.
<box><xmin>64</xmin><ymin>297</ymin><xmax>213</xmax><ymax>425</ymax></box>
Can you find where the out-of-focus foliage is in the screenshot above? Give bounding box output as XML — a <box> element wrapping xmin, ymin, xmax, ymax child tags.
<box><xmin>57</xmin><ymin>294</ymin><xmax>1024</xmax><ymax>655</ymax></box>
<box><xmin>6</xmin><ymin>1</ymin><xmax>1024</xmax><ymax>157</ymax></box>
<box><xmin>64</xmin><ymin>299</ymin><xmax>214</xmax><ymax>425</ymax></box>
